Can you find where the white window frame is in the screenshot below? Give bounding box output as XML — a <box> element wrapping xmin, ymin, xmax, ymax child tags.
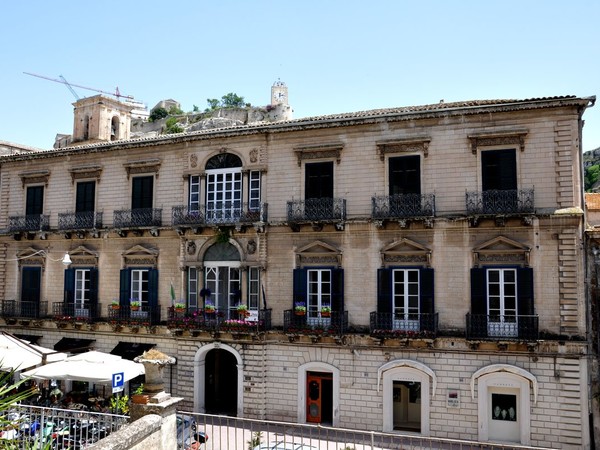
<box><xmin>392</xmin><ymin>269</ymin><xmax>420</xmax><ymax>331</ymax></box>
<box><xmin>486</xmin><ymin>268</ymin><xmax>517</xmax><ymax>337</ymax></box>
<box><xmin>249</xmin><ymin>170</ymin><xmax>261</xmax><ymax>211</ymax></box>
<box><xmin>188</xmin><ymin>267</ymin><xmax>199</xmax><ymax>309</ymax></box>
<box><xmin>307</xmin><ymin>269</ymin><xmax>331</xmax><ymax>319</ymax></box>
<box><xmin>131</xmin><ymin>269</ymin><xmax>149</xmax><ymax>307</ymax></box>
<box><xmin>205</xmin><ymin>167</ymin><xmax>242</xmax><ymax>222</ymax></box>
<box><xmin>248</xmin><ymin>267</ymin><xmax>260</xmax><ymax>310</ymax></box>
<box><xmin>74</xmin><ymin>269</ymin><xmax>90</xmax><ymax>316</ymax></box>
<box><xmin>204</xmin><ymin>262</ymin><xmax>241</xmax><ymax>318</ymax></box>
<box><xmin>189</xmin><ymin>175</ymin><xmax>201</xmax><ymax>212</ymax></box>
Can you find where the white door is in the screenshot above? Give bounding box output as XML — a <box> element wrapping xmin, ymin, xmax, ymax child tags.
<box><xmin>205</xmin><ymin>264</ymin><xmax>241</xmax><ymax>318</ymax></box>
<box><xmin>392</xmin><ymin>269</ymin><xmax>420</xmax><ymax>331</ymax></box>
<box><xmin>487</xmin><ymin>268</ymin><xmax>518</xmax><ymax>337</ymax></box>
<box><xmin>488</xmin><ymin>388</ymin><xmax>520</xmax><ymax>443</ymax></box>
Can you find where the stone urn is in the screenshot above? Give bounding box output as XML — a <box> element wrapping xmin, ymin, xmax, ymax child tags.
<box><xmin>134</xmin><ymin>349</ymin><xmax>176</xmax><ymax>397</ymax></box>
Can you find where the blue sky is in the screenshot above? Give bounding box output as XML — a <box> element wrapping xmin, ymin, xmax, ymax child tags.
<box><xmin>2</xmin><ymin>0</ymin><xmax>599</xmax><ymax>151</ymax></box>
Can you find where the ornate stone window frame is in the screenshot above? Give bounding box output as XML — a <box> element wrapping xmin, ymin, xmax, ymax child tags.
<box><xmin>68</xmin><ymin>245</ymin><xmax>99</xmax><ymax>268</ymax></box>
<box><xmin>295</xmin><ymin>240</ymin><xmax>342</xmax><ymax>268</ymax></box>
<box><xmin>123</xmin><ymin>159</ymin><xmax>162</xmax><ymax>179</ymax></box>
<box><xmin>18</xmin><ymin>170</ymin><xmax>50</xmax><ymax>188</ymax></box>
<box><xmin>380</xmin><ymin>238</ymin><xmax>431</xmax><ymax>267</ymax></box>
<box><xmin>376</xmin><ymin>137</ymin><xmax>431</xmax><ymax>161</ymax></box>
<box><xmin>68</xmin><ymin>165</ymin><xmax>103</xmax><ymax>185</ymax></box>
<box><xmin>472</xmin><ymin>235</ymin><xmax>531</xmax><ymax>267</ymax></box>
<box><xmin>16</xmin><ymin>247</ymin><xmax>46</xmax><ymax>269</ymax></box>
<box><xmin>294</xmin><ymin>143</ymin><xmax>343</xmax><ymax>167</ymax></box>
<box><xmin>122</xmin><ymin>244</ymin><xmax>159</xmax><ymax>268</ymax></box>
<box><xmin>468</xmin><ymin>129</ymin><xmax>528</xmax><ymax>155</ymax></box>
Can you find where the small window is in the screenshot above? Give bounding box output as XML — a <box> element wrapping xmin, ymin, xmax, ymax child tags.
<box><xmin>26</xmin><ymin>185</ymin><xmax>44</xmax><ymax>215</ymax></box>
<box><xmin>188</xmin><ymin>267</ymin><xmax>199</xmax><ymax>309</ymax></box>
<box><xmin>389</xmin><ymin>155</ymin><xmax>420</xmax><ymax>196</ymax></box>
<box><xmin>132</xmin><ymin>176</ymin><xmax>154</xmax><ymax>209</ymax></box>
<box><xmin>189</xmin><ymin>175</ymin><xmax>201</xmax><ymax>212</ymax></box>
<box><xmin>76</xmin><ymin>181</ymin><xmax>96</xmax><ymax>213</ymax></box>
<box><xmin>249</xmin><ymin>171</ymin><xmax>261</xmax><ymax>211</ymax></box>
<box><xmin>481</xmin><ymin>149</ymin><xmax>516</xmax><ymax>191</ymax></box>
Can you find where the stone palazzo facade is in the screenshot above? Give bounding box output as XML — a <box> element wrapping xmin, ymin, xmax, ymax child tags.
<box><xmin>0</xmin><ymin>91</ymin><xmax>596</xmax><ymax>449</ymax></box>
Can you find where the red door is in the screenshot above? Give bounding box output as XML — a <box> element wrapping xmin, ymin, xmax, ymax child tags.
<box><xmin>306</xmin><ymin>374</ymin><xmax>322</xmax><ymax>423</ymax></box>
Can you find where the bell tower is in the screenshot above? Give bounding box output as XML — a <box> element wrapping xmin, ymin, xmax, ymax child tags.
<box><xmin>271</xmin><ymin>80</ymin><xmax>288</xmax><ymax>106</ymax></box>
<box><xmin>72</xmin><ymin>95</ymin><xmax>133</xmax><ymax>144</ymax></box>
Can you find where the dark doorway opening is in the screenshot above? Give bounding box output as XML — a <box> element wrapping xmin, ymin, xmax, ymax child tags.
<box><xmin>205</xmin><ymin>349</ymin><xmax>237</xmax><ymax>416</ymax></box>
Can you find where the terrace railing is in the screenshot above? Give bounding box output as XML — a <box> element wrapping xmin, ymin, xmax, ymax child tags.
<box><xmin>287</xmin><ymin>198</ymin><xmax>346</xmax><ymax>223</ymax></box>
<box><xmin>466</xmin><ymin>188</ymin><xmax>534</xmax><ymax>215</ymax></box>
<box><xmin>58</xmin><ymin>211</ymin><xmax>103</xmax><ymax>230</ymax></box>
<box><xmin>113</xmin><ymin>208</ymin><xmax>162</xmax><ymax>228</ymax></box>
<box><xmin>8</xmin><ymin>214</ymin><xmax>50</xmax><ymax>232</ymax></box>
<box><xmin>371</xmin><ymin>193</ymin><xmax>435</xmax><ymax>219</ymax></box>
<box><xmin>466</xmin><ymin>313</ymin><xmax>539</xmax><ymax>341</ymax></box>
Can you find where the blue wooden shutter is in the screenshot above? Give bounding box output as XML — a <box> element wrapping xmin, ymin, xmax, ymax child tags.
<box><xmin>419</xmin><ymin>268</ymin><xmax>434</xmax><ymax>332</ymax></box>
<box><xmin>331</xmin><ymin>268</ymin><xmax>344</xmax><ymax>312</ymax></box>
<box><xmin>517</xmin><ymin>267</ymin><xmax>534</xmax><ymax>315</ymax></box>
<box><xmin>64</xmin><ymin>268</ymin><xmax>75</xmax><ymax>305</ymax></box>
<box><xmin>119</xmin><ymin>269</ymin><xmax>130</xmax><ymax>306</ymax></box>
<box><xmin>293</xmin><ymin>268</ymin><xmax>308</xmax><ymax>308</ymax></box>
<box><xmin>377</xmin><ymin>268</ymin><xmax>392</xmax><ymax>330</ymax></box>
<box><xmin>470</xmin><ymin>268</ymin><xmax>487</xmax><ymax>338</ymax></box>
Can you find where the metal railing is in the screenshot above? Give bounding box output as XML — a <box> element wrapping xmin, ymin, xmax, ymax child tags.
<box><xmin>8</xmin><ymin>214</ymin><xmax>50</xmax><ymax>232</ymax></box>
<box><xmin>465</xmin><ymin>188</ymin><xmax>535</xmax><ymax>215</ymax></box>
<box><xmin>172</xmin><ymin>202</ymin><xmax>268</xmax><ymax>226</ymax></box>
<box><xmin>287</xmin><ymin>198</ymin><xmax>346</xmax><ymax>223</ymax></box>
<box><xmin>283</xmin><ymin>310</ymin><xmax>348</xmax><ymax>335</ymax></box>
<box><xmin>58</xmin><ymin>211</ymin><xmax>103</xmax><ymax>230</ymax></box>
<box><xmin>369</xmin><ymin>312</ymin><xmax>438</xmax><ymax>338</ymax></box>
<box><xmin>466</xmin><ymin>313</ymin><xmax>539</xmax><ymax>340</ymax></box>
<box><xmin>52</xmin><ymin>302</ymin><xmax>101</xmax><ymax>322</ymax></box>
<box><xmin>113</xmin><ymin>208</ymin><xmax>162</xmax><ymax>228</ymax></box>
<box><xmin>166</xmin><ymin>307</ymin><xmax>272</xmax><ymax>333</ymax></box>
<box><xmin>1</xmin><ymin>404</ymin><xmax>128</xmax><ymax>449</ymax></box>
<box><xmin>107</xmin><ymin>304</ymin><xmax>162</xmax><ymax>326</ymax></box>
<box><xmin>1</xmin><ymin>300</ymin><xmax>48</xmax><ymax>319</ymax></box>
<box><xmin>371</xmin><ymin>193</ymin><xmax>435</xmax><ymax>219</ymax></box>
<box><xmin>177</xmin><ymin>411</ymin><xmax>552</xmax><ymax>450</ymax></box>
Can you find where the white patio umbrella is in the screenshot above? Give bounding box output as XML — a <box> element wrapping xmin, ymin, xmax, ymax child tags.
<box><xmin>0</xmin><ymin>333</ymin><xmax>68</xmax><ymax>371</ymax></box>
<box><xmin>20</xmin><ymin>350</ymin><xmax>145</xmax><ymax>383</ymax></box>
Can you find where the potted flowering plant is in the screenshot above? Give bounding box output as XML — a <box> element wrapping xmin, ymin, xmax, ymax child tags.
<box><xmin>130</xmin><ymin>299</ymin><xmax>141</xmax><ymax>311</ymax></box>
<box><xmin>205</xmin><ymin>300</ymin><xmax>216</xmax><ymax>314</ymax></box>
<box><xmin>110</xmin><ymin>300</ymin><xmax>120</xmax><ymax>310</ymax></box>
<box><xmin>294</xmin><ymin>302</ymin><xmax>306</xmax><ymax>316</ymax></box>
<box><xmin>320</xmin><ymin>305</ymin><xmax>331</xmax><ymax>317</ymax></box>
<box><xmin>236</xmin><ymin>303</ymin><xmax>250</xmax><ymax>318</ymax></box>
<box><xmin>174</xmin><ymin>302</ymin><xmax>186</xmax><ymax>311</ymax></box>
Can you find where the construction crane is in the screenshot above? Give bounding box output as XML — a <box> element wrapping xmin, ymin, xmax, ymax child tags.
<box><xmin>59</xmin><ymin>75</ymin><xmax>80</xmax><ymax>100</ymax></box>
<box><xmin>24</xmin><ymin>72</ymin><xmax>135</xmax><ymax>100</ymax></box>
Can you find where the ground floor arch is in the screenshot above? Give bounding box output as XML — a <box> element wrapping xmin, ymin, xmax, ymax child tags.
<box><xmin>193</xmin><ymin>342</ymin><xmax>243</xmax><ymax>417</ymax></box>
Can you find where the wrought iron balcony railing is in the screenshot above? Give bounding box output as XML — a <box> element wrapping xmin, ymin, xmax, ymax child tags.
<box><xmin>172</xmin><ymin>202</ymin><xmax>268</xmax><ymax>227</ymax></box>
<box><xmin>369</xmin><ymin>312</ymin><xmax>438</xmax><ymax>338</ymax></box>
<box><xmin>287</xmin><ymin>198</ymin><xmax>346</xmax><ymax>223</ymax></box>
<box><xmin>107</xmin><ymin>304</ymin><xmax>162</xmax><ymax>326</ymax></box>
<box><xmin>371</xmin><ymin>193</ymin><xmax>435</xmax><ymax>220</ymax></box>
<box><xmin>166</xmin><ymin>306</ymin><xmax>272</xmax><ymax>333</ymax></box>
<box><xmin>465</xmin><ymin>188</ymin><xmax>534</xmax><ymax>215</ymax></box>
<box><xmin>113</xmin><ymin>208</ymin><xmax>162</xmax><ymax>228</ymax></box>
<box><xmin>466</xmin><ymin>313</ymin><xmax>539</xmax><ymax>341</ymax></box>
<box><xmin>52</xmin><ymin>302</ymin><xmax>100</xmax><ymax>322</ymax></box>
<box><xmin>1</xmin><ymin>300</ymin><xmax>48</xmax><ymax>319</ymax></box>
<box><xmin>283</xmin><ymin>309</ymin><xmax>348</xmax><ymax>335</ymax></box>
<box><xmin>58</xmin><ymin>211</ymin><xmax>103</xmax><ymax>230</ymax></box>
<box><xmin>8</xmin><ymin>214</ymin><xmax>50</xmax><ymax>232</ymax></box>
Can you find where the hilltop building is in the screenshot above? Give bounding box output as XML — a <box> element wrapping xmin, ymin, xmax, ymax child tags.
<box><xmin>0</xmin><ymin>83</ymin><xmax>596</xmax><ymax>448</ymax></box>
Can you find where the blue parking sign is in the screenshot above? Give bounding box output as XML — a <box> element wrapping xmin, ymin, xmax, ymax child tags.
<box><xmin>112</xmin><ymin>372</ymin><xmax>124</xmax><ymax>393</ymax></box>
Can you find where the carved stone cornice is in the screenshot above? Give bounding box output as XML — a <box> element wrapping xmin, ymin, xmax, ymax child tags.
<box><xmin>18</xmin><ymin>170</ymin><xmax>50</xmax><ymax>188</ymax></box>
<box><xmin>294</xmin><ymin>143</ymin><xmax>343</xmax><ymax>166</ymax></box>
<box><xmin>68</xmin><ymin>165</ymin><xmax>103</xmax><ymax>184</ymax></box>
<box><xmin>468</xmin><ymin>130</ymin><xmax>528</xmax><ymax>154</ymax></box>
<box><xmin>123</xmin><ymin>159</ymin><xmax>162</xmax><ymax>179</ymax></box>
<box><xmin>376</xmin><ymin>137</ymin><xmax>431</xmax><ymax>161</ymax></box>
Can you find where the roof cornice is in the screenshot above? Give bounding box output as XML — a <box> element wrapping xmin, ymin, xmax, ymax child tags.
<box><xmin>1</xmin><ymin>95</ymin><xmax>594</xmax><ymax>163</ymax></box>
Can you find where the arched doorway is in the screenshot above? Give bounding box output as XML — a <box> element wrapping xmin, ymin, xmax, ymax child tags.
<box><xmin>205</xmin><ymin>348</ymin><xmax>237</xmax><ymax>415</ymax></box>
<box><xmin>194</xmin><ymin>343</ymin><xmax>243</xmax><ymax>417</ymax></box>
